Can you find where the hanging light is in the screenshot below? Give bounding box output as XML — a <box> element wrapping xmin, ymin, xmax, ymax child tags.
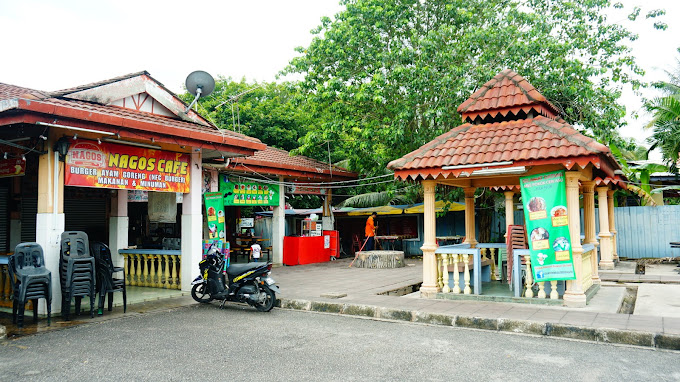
<box><xmin>3</xmin><ymin>152</ymin><xmax>7</xmax><ymax>159</ymax></box>
<box><xmin>21</xmin><ymin>154</ymin><xmax>26</xmax><ymax>161</ymax></box>
<box><xmin>97</xmin><ymin>138</ymin><xmax>102</xmax><ymax>144</ymax></box>
<box><xmin>54</xmin><ymin>136</ymin><xmax>71</xmax><ymax>162</ymax></box>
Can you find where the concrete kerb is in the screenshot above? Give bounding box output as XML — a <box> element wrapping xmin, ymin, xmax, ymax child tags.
<box><xmin>276</xmin><ymin>297</ymin><xmax>680</xmax><ymax>351</ymax></box>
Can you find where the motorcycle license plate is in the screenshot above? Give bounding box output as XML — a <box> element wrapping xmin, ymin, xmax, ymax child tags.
<box><xmin>264</xmin><ymin>277</ymin><xmax>276</xmax><ymax>286</ymax></box>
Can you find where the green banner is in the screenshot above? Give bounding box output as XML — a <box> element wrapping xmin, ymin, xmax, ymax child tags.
<box><xmin>219</xmin><ymin>174</ymin><xmax>279</xmax><ymax>206</ymax></box>
<box><xmin>519</xmin><ymin>170</ymin><xmax>575</xmax><ymax>282</ymax></box>
<box><xmin>204</xmin><ymin>192</ymin><xmax>226</xmax><ymax>240</ymax></box>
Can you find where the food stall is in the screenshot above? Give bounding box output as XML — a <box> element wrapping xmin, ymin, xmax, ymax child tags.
<box><xmin>283</xmin><ymin>217</ymin><xmax>338</xmax><ymax>265</ymax></box>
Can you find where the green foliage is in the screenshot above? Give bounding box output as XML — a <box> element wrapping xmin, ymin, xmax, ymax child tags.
<box><xmin>645</xmin><ymin>50</ymin><xmax>680</xmax><ymax>170</ymax></box>
<box><xmin>284</xmin><ymin>0</ymin><xmax>663</xmax><ymax>177</ymax></box>
<box><xmin>181</xmin><ymin>78</ymin><xmax>310</xmax><ymax>152</ymax></box>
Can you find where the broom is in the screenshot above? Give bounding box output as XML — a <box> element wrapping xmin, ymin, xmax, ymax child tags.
<box><xmin>349</xmin><ymin>236</ymin><xmax>370</xmax><ymax>268</ymax></box>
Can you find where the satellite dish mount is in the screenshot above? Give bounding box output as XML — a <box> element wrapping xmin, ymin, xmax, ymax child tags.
<box><xmin>184</xmin><ymin>70</ymin><xmax>215</xmax><ymax>113</ymax></box>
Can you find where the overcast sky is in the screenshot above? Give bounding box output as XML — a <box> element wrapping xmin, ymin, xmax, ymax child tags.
<box><xmin>1</xmin><ymin>0</ymin><xmax>678</xmax><ymax>150</ymax></box>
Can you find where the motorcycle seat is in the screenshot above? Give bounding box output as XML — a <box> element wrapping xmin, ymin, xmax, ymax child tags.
<box><xmin>226</xmin><ymin>262</ymin><xmax>265</xmax><ymax>277</ymax></box>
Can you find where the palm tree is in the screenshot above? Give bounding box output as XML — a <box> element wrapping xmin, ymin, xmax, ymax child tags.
<box><xmin>645</xmin><ymin>50</ymin><xmax>680</xmax><ymax>170</ymax></box>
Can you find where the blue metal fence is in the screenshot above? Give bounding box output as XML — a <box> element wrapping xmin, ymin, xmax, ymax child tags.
<box><xmin>614</xmin><ymin>205</ymin><xmax>680</xmax><ymax>259</ymax></box>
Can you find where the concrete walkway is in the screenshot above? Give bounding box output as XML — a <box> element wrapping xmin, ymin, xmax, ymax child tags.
<box><xmin>271</xmin><ymin>257</ymin><xmax>680</xmax><ymax>350</ymax></box>
<box><xmin>2</xmin><ymin>257</ymin><xmax>680</xmax><ymax>351</ymax></box>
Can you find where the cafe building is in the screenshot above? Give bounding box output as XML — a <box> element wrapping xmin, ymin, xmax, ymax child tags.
<box><xmin>0</xmin><ymin>71</ymin><xmax>268</xmax><ymax>313</ymax></box>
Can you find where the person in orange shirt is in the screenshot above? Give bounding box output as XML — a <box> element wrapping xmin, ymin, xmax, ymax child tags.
<box><xmin>364</xmin><ymin>212</ymin><xmax>378</xmax><ymax>251</ymax></box>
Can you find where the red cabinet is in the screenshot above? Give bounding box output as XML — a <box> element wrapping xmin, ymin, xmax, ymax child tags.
<box><xmin>283</xmin><ymin>232</ymin><xmax>338</xmax><ymax>266</ymax></box>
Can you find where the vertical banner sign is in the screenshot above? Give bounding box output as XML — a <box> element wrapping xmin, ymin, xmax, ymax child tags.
<box><xmin>519</xmin><ymin>170</ymin><xmax>575</xmax><ymax>282</ymax></box>
<box><xmin>204</xmin><ymin>192</ymin><xmax>226</xmax><ymax>240</ymax></box>
<box><xmin>65</xmin><ymin>140</ymin><xmax>190</xmax><ymax>192</ymax></box>
<box><xmin>218</xmin><ymin>174</ymin><xmax>279</xmax><ymax>206</ymax></box>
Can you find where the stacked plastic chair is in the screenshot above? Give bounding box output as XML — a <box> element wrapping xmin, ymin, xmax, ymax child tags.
<box><xmin>8</xmin><ymin>243</ymin><xmax>52</xmax><ymax>328</ymax></box>
<box><xmin>60</xmin><ymin>231</ymin><xmax>95</xmax><ymax>320</ymax></box>
<box><xmin>90</xmin><ymin>241</ymin><xmax>126</xmax><ymax>315</ymax></box>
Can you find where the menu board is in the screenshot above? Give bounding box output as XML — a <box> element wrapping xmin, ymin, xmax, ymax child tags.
<box><xmin>519</xmin><ymin>170</ymin><xmax>575</xmax><ymax>282</ymax></box>
<box><xmin>219</xmin><ymin>174</ymin><xmax>279</xmax><ymax>206</ymax></box>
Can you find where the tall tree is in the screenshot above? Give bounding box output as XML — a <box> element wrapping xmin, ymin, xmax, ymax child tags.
<box><xmin>284</xmin><ymin>0</ymin><xmax>665</xmax><ymax>176</ymax></box>
<box><xmin>184</xmin><ymin>78</ymin><xmax>310</xmax><ymax>152</ymax></box>
<box><xmin>645</xmin><ymin>50</ymin><xmax>680</xmax><ymax>170</ymax></box>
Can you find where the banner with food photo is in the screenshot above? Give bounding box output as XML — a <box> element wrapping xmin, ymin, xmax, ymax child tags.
<box><xmin>203</xmin><ymin>192</ymin><xmax>226</xmax><ymax>240</ymax></box>
<box><xmin>519</xmin><ymin>170</ymin><xmax>575</xmax><ymax>282</ymax></box>
<box><xmin>218</xmin><ymin>174</ymin><xmax>280</xmax><ymax>206</ymax></box>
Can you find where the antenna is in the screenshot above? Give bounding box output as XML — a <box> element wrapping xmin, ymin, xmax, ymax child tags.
<box><xmin>184</xmin><ymin>70</ymin><xmax>215</xmax><ymax>113</ymax></box>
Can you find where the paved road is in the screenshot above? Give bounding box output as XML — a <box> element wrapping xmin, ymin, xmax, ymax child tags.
<box><xmin>1</xmin><ymin>304</ymin><xmax>679</xmax><ymax>381</ymax></box>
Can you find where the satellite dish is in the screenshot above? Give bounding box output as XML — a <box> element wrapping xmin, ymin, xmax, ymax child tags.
<box><xmin>184</xmin><ymin>70</ymin><xmax>215</xmax><ymax>113</ymax></box>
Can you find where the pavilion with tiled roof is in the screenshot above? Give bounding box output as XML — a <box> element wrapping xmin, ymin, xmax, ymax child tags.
<box><xmin>388</xmin><ymin>69</ymin><xmax>624</xmax><ymax>307</ymax></box>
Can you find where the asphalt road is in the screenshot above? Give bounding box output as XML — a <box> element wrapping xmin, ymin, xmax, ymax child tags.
<box><xmin>1</xmin><ymin>303</ymin><xmax>679</xmax><ymax>381</ymax></box>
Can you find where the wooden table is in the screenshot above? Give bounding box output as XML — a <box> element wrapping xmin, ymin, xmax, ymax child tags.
<box><xmin>375</xmin><ymin>235</ymin><xmax>414</xmax><ymax>251</ymax></box>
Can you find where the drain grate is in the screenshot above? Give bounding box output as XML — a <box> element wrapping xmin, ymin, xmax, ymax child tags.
<box><xmin>378</xmin><ymin>283</ymin><xmax>422</xmax><ymax>296</ymax></box>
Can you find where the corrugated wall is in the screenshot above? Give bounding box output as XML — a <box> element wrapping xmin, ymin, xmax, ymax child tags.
<box><xmin>614</xmin><ymin>205</ymin><xmax>680</xmax><ymax>259</ymax></box>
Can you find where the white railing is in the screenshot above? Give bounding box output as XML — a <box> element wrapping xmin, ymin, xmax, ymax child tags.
<box><xmin>436</xmin><ymin>243</ymin><xmax>575</xmax><ymax>300</ymax></box>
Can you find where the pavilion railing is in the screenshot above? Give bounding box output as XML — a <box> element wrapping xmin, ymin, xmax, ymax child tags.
<box><xmin>119</xmin><ymin>249</ymin><xmax>181</xmax><ymax>289</ymax></box>
<box><xmin>435</xmin><ymin>243</ymin><xmax>593</xmax><ymax>300</ymax></box>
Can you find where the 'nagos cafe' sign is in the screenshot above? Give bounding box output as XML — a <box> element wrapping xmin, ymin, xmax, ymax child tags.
<box><xmin>65</xmin><ymin>140</ymin><xmax>190</xmax><ymax>193</ymax></box>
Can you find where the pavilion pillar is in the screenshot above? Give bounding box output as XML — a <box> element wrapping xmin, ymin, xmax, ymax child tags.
<box><xmin>419</xmin><ymin>180</ymin><xmax>439</xmax><ymax>298</ymax></box>
<box><xmin>607</xmin><ymin>189</ymin><xmax>618</xmax><ymax>263</ymax></box>
<box><xmin>563</xmin><ymin>171</ymin><xmax>586</xmax><ymax>307</ymax></box>
<box><xmin>181</xmin><ymin>150</ymin><xmax>203</xmax><ymax>292</ymax></box>
<box><xmin>463</xmin><ymin>187</ymin><xmax>478</xmax><ymax>248</ymax></box>
<box><xmin>581</xmin><ymin>181</ymin><xmax>600</xmax><ymax>285</ymax></box>
<box><xmin>597</xmin><ymin>186</ymin><xmax>614</xmax><ymax>270</ymax></box>
<box><xmin>504</xmin><ymin>191</ymin><xmax>514</xmax><ymax>237</ymax></box>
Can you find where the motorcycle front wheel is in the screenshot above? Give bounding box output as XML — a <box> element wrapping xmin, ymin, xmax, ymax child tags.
<box><xmin>191</xmin><ymin>283</ymin><xmax>213</xmax><ymax>303</ymax></box>
<box><xmin>254</xmin><ymin>284</ymin><xmax>275</xmax><ymax>312</ymax></box>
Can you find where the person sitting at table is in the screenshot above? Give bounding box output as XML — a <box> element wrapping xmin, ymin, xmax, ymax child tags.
<box><xmin>250</xmin><ymin>240</ymin><xmax>262</xmax><ymax>262</ymax></box>
<box><xmin>364</xmin><ymin>212</ymin><xmax>378</xmax><ymax>251</ymax></box>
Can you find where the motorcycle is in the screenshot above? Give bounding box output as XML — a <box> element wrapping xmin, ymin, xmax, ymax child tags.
<box><xmin>190</xmin><ymin>245</ymin><xmax>280</xmax><ymax>312</ymax></box>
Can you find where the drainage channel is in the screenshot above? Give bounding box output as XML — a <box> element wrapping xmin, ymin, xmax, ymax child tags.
<box><xmin>378</xmin><ymin>283</ymin><xmax>422</xmax><ymax>296</ymax></box>
<box><xmin>617</xmin><ymin>285</ymin><xmax>638</xmax><ymax>314</ymax></box>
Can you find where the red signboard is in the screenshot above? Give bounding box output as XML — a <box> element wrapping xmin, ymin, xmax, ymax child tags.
<box><xmin>65</xmin><ymin>141</ymin><xmax>190</xmax><ymax>193</ymax></box>
<box><xmin>0</xmin><ymin>158</ymin><xmax>26</xmax><ymax>178</ymax></box>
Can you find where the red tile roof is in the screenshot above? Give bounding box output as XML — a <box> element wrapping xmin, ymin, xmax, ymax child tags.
<box><xmin>388</xmin><ymin>70</ymin><xmax>622</xmax><ymax>181</ymax></box>
<box><xmin>0</xmin><ymin>77</ymin><xmax>265</xmax><ymax>155</ymax></box>
<box><xmin>457</xmin><ymin>69</ymin><xmax>560</xmax><ymax>121</ymax></box>
<box><xmin>230</xmin><ymin>146</ymin><xmax>357</xmax><ymax>181</ymax></box>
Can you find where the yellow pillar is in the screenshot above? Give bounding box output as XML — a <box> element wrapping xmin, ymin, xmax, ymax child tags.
<box><xmin>582</xmin><ymin>181</ymin><xmax>600</xmax><ymax>285</ymax></box>
<box><xmin>419</xmin><ymin>180</ymin><xmax>439</xmax><ymax>298</ymax></box>
<box><xmin>504</xmin><ymin>191</ymin><xmax>514</xmax><ymax>234</ymax></box>
<box><xmin>563</xmin><ymin>171</ymin><xmax>586</xmax><ymax>307</ymax></box>
<box><xmin>463</xmin><ymin>187</ymin><xmax>478</xmax><ymax>248</ymax></box>
<box><xmin>607</xmin><ymin>190</ymin><xmax>618</xmax><ymax>263</ymax></box>
<box><xmin>597</xmin><ymin>186</ymin><xmax>614</xmax><ymax>270</ymax></box>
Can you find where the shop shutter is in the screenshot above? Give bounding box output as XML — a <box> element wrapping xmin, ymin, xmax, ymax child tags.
<box><xmin>0</xmin><ymin>188</ymin><xmax>8</xmax><ymax>251</ymax></box>
<box><xmin>65</xmin><ymin>198</ymin><xmax>108</xmax><ymax>242</ymax></box>
<box><xmin>20</xmin><ymin>198</ymin><xmax>37</xmax><ymax>243</ymax></box>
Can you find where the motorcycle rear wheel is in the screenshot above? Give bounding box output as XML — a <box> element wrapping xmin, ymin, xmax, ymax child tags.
<box><xmin>254</xmin><ymin>285</ymin><xmax>275</xmax><ymax>312</ymax></box>
<box><xmin>191</xmin><ymin>283</ymin><xmax>213</xmax><ymax>303</ymax></box>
